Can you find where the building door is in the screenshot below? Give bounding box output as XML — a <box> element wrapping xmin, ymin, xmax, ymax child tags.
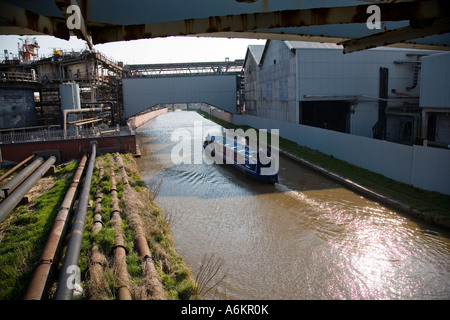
<box><xmin>299</xmin><ymin>100</ymin><xmax>351</xmax><ymax>133</ymax></box>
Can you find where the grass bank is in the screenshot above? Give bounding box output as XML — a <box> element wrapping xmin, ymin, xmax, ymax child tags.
<box><xmin>195</xmin><ymin>109</ymin><xmax>450</xmax><ymax>229</ymax></box>
<box><xmin>74</xmin><ymin>153</ymin><xmax>200</xmax><ymax>300</ymax></box>
<box><xmin>0</xmin><ymin>160</ymin><xmax>77</xmax><ymax>299</ymax></box>
<box><xmin>0</xmin><ymin>154</ymin><xmax>200</xmax><ymax>300</ymax></box>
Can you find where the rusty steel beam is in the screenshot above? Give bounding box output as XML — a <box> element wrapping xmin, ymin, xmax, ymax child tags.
<box><xmin>1</xmin><ymin>0</ymin><xmax>448</xmax><ymax>52</ymax></box>
<box><xmin>0</xmin><ymin>0</ymin><xmax>69</xmax><ymax>40</ymax></box>
<box><xmin>342</xmin><ymin>17</ymin><xmax>450</xmax><ymax>53</ymax></box>
<box><xmin>90</xmin><ymin>1</ymin><xmax>449</xmax><ymax>44</ymax></box>
<box><xmin>24</xmin><ymin>155</ymin><xmax>87</xmax><ymax>300</ymax></box>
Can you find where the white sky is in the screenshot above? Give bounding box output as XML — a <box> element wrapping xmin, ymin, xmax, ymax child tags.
<box><xmin>0</xmin><ymin>35</ymin><xmax>266</xmax><ymax>64</ymax></box>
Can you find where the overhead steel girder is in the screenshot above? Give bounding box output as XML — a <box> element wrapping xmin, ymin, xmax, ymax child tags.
<box><xmin>89</xmin><ymin>1</ymin><xmax>449</xmax><ymax>45</ymax></box>
<box><xmin>341</xmin><ymin>17</ymin><xmax>450</xmax><ymax>53</ymax></box>
<box><xmin>0</xmin><ymin>0</ymin><xmax>68</xmax><ymax>39</ymax></box>
<box><xmin>0</xmin><ymin>0</ymin><xmax>449</xmax><ymax>53</ymax></box>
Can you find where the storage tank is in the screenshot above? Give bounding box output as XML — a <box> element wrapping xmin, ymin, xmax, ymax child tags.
<box><xmin>60</xmin><ymin>82</ymin><xmax>81</xmax><ymax>124</ymax></box>
<box><xmin>60</xmin><ymin>82</ymin><xmax>81</xmax><ymax>110</ymax></box>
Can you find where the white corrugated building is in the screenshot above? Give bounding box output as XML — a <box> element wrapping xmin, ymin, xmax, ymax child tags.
<box><xmin>420</xmin><ymin>52</ymin><xmax>450</xmax><ymax>148</ymax></box>
<box><xmin>244</xmin><ymin>40</ymin><xmax>445</xmax><ymax>144</ymax></box>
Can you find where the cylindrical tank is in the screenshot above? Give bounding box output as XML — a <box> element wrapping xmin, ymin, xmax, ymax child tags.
<box><xmin>59</xmin><ymin>82</ymin><xmax>81</xmax><ymax>110</ymax></box>
<box><xmin>59</xmin><ymin>82</ymin><xmax>81</xmax><ymax>124</ymax></box>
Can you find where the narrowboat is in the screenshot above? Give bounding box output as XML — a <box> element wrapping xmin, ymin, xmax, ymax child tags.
<box><xmin>203</xmin><ymin>134</ymin><xmax>278</xmax><ymax>183</ymax></box>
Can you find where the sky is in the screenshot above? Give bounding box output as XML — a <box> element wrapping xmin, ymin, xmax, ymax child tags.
<box><xmin>0</xmin><ymin>34</ymin><xmax>266</xmax><ymax>65</ymax></box>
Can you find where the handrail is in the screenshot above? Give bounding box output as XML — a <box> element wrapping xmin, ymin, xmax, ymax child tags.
<box><xmin>0</xmin><ymin>126</ymin><xmax>134</xmax><ymax>145</ymax></box>
<box><xmin>0</xmin><ymin>72</ymin><xmax>39</xmax><ymax>82</ymax></box>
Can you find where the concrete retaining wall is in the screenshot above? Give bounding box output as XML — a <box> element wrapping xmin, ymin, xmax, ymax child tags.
<box><xmin>127</xmin><ymin>108</ymin><xmax>169</xmax><ymax>128</ymax></box>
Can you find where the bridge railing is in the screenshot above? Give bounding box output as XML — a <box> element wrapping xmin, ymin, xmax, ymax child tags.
<box><xmin>0</xmin><ymin>126</ymin><xmax>134</xmax><ymax>144</ymax></box>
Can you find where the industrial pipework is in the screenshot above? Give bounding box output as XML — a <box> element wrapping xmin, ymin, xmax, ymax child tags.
<box><xmin>88</xmin><ymin>164</ymin><xmax>109</xmax><ymax>299</ymax></box>
<box><xmin>24</xmin><ymin>155</ymin><xmax>88</xmax><ymax>300</ymax></box>
<box><xmin>0</xmin><ymin>155</ymin><xmax>56</xmax><ymax>223</ymax></box>
<box><xmin>0</xmin><ymin>156</ymin><xmax>44</xmax><ymax>199</ymax></box>
<box><xmin>109</xmin><ymin>161</ymin><xmax>133</xmax><ymax>300</ymax></box>
<box><xmin>63</xmin><ymin>107</ymin><xmax>110</xmax><ymax>139</ymax></box>
<box><xmin>53</xmin><ymin>142</ymin><xmax>97</xmax><ymax>300</ymax></box>
<box><xmin>0</xmin><ymin>154</ymin><xmax>35</xmax><ymax>183</ymax></box>
<box><xmin>114</xmin><ymin>152</ymin><xmax>165</xmax><ymax>299</ymax></box>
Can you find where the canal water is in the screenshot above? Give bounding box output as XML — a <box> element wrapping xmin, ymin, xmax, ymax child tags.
<box><xmin>135</xmin><ymin>110</ymin><xmax>450</xmax><ymax>300</ymax></box>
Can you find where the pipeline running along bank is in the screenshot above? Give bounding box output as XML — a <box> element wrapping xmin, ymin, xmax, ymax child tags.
<box><xmin>0</xmin><ymin>146</ymin><xmax>200</xmax><ymax>300</ymax></box>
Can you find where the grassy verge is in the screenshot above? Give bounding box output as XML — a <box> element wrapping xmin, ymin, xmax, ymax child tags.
<box><xmin>195</xmin><ymin>109</ymin><xmax>450</xmax><ymax>228</ymax></box>
<box><xmin>0</xmin><ymin>161</ymin><xmax>78</xmax><ymax>299</ymax></box>
<box><xmin>75</xmin><ymin>153</ymin><xmax>200</xmax><ymax>300</ymax></box>
<box><xmin>0</xmin><ymin>154</ymin><xmax>200</xmax><ymax>300</ymax></box>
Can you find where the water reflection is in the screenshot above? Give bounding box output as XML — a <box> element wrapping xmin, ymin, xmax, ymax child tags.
<box><xmin>135</xmin><ymin>111</ymin><xmax>450</xmax><ymax>300</ymax></box>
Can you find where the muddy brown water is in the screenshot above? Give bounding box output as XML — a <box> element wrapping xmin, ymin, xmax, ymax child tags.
<box><xmin>135</xmin><ymin>110</ymin><xmax>450</xmax><ymax>300</ymax></box>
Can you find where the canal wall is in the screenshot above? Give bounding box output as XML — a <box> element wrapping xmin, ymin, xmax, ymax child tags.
<box><xmin>126</xmin><ymin>107</ymin><xmax>169</xmax><ymax>129</ymax></box>
<box><xmin>199</xmin><ymin>106</ymin><xmax>450</xmax><ymax>196</ymax></box>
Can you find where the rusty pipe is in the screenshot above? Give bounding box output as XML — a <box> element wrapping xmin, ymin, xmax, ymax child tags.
<box><xmin>109</xmin><ymin>161</ymin><xmax>132</xmax><ymax>300</ymax></box>
<box><xmin>63</xmin><ymin>107</ymin><xmax>109</xmax><ymax>139</ymax></box>
<box><xmin>0</xmin><ymin>156</ymin><xmax>44</xmax><ymax>199</ymax></box>
<box><xmin>0</xmin><ymin>154</ymin><xmax>35</xmax><ymax>183</ymax></box>
<box><xmin>92</xmin><ymin>166</ymin><xmax>104</xmax><ymax>235</ymax></box>
<box><xmin>114</xmin><ymin>154</ymin><xmax>152</xmax><ymax>262</ymax></box>
<box><xmin>54</xmin><ymin>142</ymin><xmax>97</xmax><ymax>300</ymax></box>
<box><xmin>88</xmin><ymin>164</ymin><xmax>109</xmax><ymax>299</ymax></box>
<box><xmin>24</xmin><ymin>155</ymin><xmax>87</xmax><ymax>300</ymax></box>
<box><xmin>114</xmin><ymin>152</ymin><xmax>129</xmax><ymax>185</ymax></box>
<box><xmin>114</xmin><ymin>153</ymin><xmax>165</xmax><ymax>298</ymax></box>
<box><xmin>0</xmin><ymin>155</ymin><xmax>55</xmax><ymax>223</ymax></box>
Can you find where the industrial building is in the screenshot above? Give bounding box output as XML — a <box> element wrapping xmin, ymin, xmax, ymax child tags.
<box><xmin>243</xmin><ymin>40</ymin><xmax>449</xmax><ymax>147</ymax></box>
<box><xmin>0</xmin><ymin>38</ymin><xmax>125</xmax><ymax>131</ymax></box>
<box><xmin>0</xmin><ymin>38</ymin><xmax>134</xmax><ymax>163</ymax></box>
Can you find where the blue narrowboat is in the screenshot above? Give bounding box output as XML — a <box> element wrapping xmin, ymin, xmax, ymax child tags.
<box><xmin>203</xmin><ymin>135</ymin><xmax>278</xmax><ymax>184</ymax></box>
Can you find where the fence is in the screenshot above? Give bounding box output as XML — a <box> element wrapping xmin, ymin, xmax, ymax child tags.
<box><xmin>1</xmin><ymin>72</ymin><xmax>39</xmax><ymax>83</ymax></box>
<box><xmin>0</xmin><ymin>126</ymin><xmax>134</xmax><ymax>145</ymax></box>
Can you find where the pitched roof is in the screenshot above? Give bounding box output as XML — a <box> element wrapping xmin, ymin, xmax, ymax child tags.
<box><xmin>258</xmin><ymin>40</ymin><xmax>342</xmax><ymax>66</ymax></box>
<box><xmin>243</xmin><ymin>44</ymin><xmax>266</xmax><ymax>67</ymax></box>
<box><xmin>248</xmin><ymin>45</ymin><xmax>265</xmax><ymax>63</ymax></box>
